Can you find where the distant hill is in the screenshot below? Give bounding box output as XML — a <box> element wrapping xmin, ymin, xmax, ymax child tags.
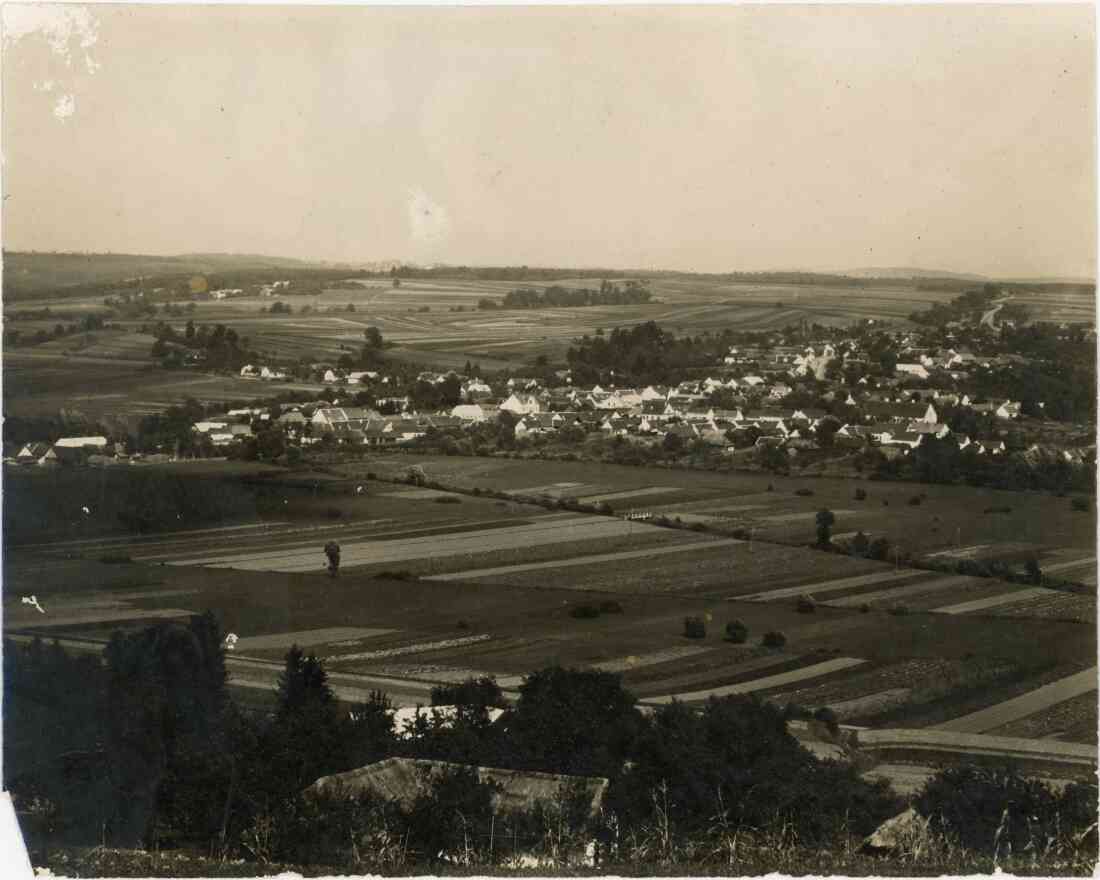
<box><xmin>837</xmin><ymin>267</ymin><xmax>990</xmax><ymax>282</ymax></box>
<box><xmin>2</xmin><ymin>251</ymin><xmax>351</xmax><ymax>296</ymax></box>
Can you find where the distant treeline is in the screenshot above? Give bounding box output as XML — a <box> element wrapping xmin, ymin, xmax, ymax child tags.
<box><xmin>479</xmin><ymin>280</ymin><xmax>652</xmax><ymax>310</ymax></box>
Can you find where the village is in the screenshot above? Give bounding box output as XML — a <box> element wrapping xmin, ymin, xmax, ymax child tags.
<box><xmin>9</xmin><ymin>324</ymin><xmax>1092</xmax><ymax>475</ymax></box>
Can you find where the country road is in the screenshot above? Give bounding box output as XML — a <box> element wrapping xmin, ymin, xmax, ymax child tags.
<box><xmin>979</xmin><ymin>296</ymin><xmax>1010</xmax><ymax>329</ymax></box>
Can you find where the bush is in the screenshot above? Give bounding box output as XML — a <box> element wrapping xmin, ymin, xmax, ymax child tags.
<box><xmin>432</xmin><ymin>496</ymin><xmax>461</xmax><ymax>504</ymax></box>
<box><xmin>888</xmin><ymin>604</ymin><xmax>909</xmax><ymax>616</ymax></box>
<box><xmin>98</xmin><ymin>553</ymin><xmax>132</xmax><ymax>564</ymax></box>
<box><xmin>983</xmin><ymin>505</ymin><xmax>1012</xmax><ymax>514</ymax></box>
<box><xmin>796</xmin><ymin>595</ymin><xmax>816</xmax><ymax>614</ymax></box>
<box><xmin>859</xmin><ymin>603</ymin><xmax>871</xmax><ymax>614</ymax></box>
<box><xmin>916</xmin><ymin>766</ymin><xmax>1068</xmax><ymax>856</ymax></box>
<box><xmin>853</xmin><ymin>487</ymin><xmax>867</xmax><ymax>501</ymax></box>
<box><xmin>725</xmin><ymin>620</ymin><xmax>748</xmax><ymax>643</ymax></box>
<box><xmin>598</xmin><ymin>599</ymin><xmax>623</xmax><ymax>614</ymax></box>
<box><xmin>1071</xmin><ymin>497</ymin><xmax>1090</xmax><ymax>512</ymax></box>
<box><xmin>373</xmin><ymin>570</ymin><xmax>414</xmax><ymax>581</ymax></box>
<box><xmin>683</xmin><ymin>616</ymin><xmax>707</xmax><ymax>639</ymax></box>
<box><xmin>325</xmin><ymin>506</ymin><xmax>344</xmax><ymax>519</ymax></box>
<box><xmin>762</xmin><ymin>630</ymin><xmax>787</xmax><ymax>649</ymax></box>
<box><xmin>907</xmin><ymin>495</ymin><xmax>922</xmax><ymax>506</ymax></box>
<box><xmin>794</xmin><ymin>488</ymin><xmax>814</xmax><ymax>497</ymax></box>
<box><xmin>813</xmin><ymin>706</ymin><xmax>840</xmax><ymax>735</ymax></box>
<box><xmin>570</xmin><ymin>604</ymin><xmax>601</xmax><ymax>619</ymax></box>
<box><xmin>366</xmin><ymin>472</ymin><xmax>376</xmax><ymax>480</ymax></box>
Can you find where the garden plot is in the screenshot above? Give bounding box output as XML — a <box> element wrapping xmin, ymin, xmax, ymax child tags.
<box><xmin>985</xmin><ymin>691</ymin><xmax>1098</xmax><ymax>744</ymax></box>
<box><xmin>982</xmin><ymin>591</ymin><xmax>1097</xmax><ymax>624</ymax></box>
<box><xmin>579</xmin><ymin>486</ymin><xmax>682</xmax><ymax>504</ymax></box>
<box><xmin>936</xmin><ymin>667</ymin><xmax>1098</xmax><ymax>734</ymax></box>
<box><xmin>592</xmin><ymin>645</ymin><xmax>716</xmax><ymax>674</ymax></box>
<box><xmin>643</xmin><ymin>656</ymin><xmax>868</xmax><ymax>705</ymax></box>
<box><xmin>232</xmin><ymin>627</ymin><xmax>395</xmax><ymax>653</ymax></box>
<box><xmin>767</xmin><ymin>658</ymin><xmax>955</xmax><ymax>713</ymax></box>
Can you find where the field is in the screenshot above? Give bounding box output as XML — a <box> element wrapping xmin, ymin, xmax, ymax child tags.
<box><xmin>4</xmin><ymin>458</ymin><xmax>1095</xmax><ymax>792</ymax></box>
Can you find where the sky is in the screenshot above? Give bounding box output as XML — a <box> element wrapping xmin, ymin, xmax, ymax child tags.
<box><xmin>2</xmin><ymin>3</ymin><xmax>1096</xmax><ymax>278</ymax></box>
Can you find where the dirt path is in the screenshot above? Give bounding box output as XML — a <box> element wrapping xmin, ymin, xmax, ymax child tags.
<box><xmin>932</xmin><ymin>586</ymin><xmax>1056</xmax><ymax>615</ymax></box>
<box><xmin>936</xmin><ymin>667</ymin><xmax>1098</xmax><ymax>734</ymax></box>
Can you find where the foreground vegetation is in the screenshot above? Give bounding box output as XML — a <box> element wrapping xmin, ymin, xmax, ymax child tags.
<box><xmin>7</xmin><ymin>621</ymin><xmax>1096</xmax><ymax>876</ymax></box>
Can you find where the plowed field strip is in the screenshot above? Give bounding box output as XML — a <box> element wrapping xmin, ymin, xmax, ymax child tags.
<box><xmin>234</xmin><ymin>627</ymin><xmax>395</xmax><ymax>652</ymax></box>
<box><xmin>133</xmin><ymin>517</ymin><xmax>520</xmax><ymax>562</ymax></box>
<box><xmin>164</xmin><ymin>515</ymin><xmax>651</xmax><ymax>571</ymax></box>
<box><xmin>423</xmin><ymin>539</ymin><xmax>740</xmax><ymax>582</ymax></box>
<box><xmin>643</xmin><ymin>657</ymin><xmax>867</xmax><ymax>705</ymax></box>
<box><xmin>740</xmin><ymin>568</ymin><xmax>921</xmax><ymax>602</ymax></box>
<box><xmin>823</xmin><ymin>575</ymin><xmax>986</xmax><ymax>608</ymax></box>
<box><xmin>936</xmin><ymin>667</ymin><xmax>1098</xmax><ymax>734</ymax></box>
<box><xmin>933</xmin><ymin>587</ymin><xmax>1056</xmax><ymax>615</ymax></box>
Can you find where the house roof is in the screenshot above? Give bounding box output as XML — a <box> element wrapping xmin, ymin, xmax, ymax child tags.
<box><xmin>304</xmin><ymin>756</ymin><xmax>608</xmax><ymax>817</ymax></box>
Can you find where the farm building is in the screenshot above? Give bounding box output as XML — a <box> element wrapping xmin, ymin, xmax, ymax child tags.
<box><xmin>312</xmin><ymin>407</ymin><xmax>383</xmax><ymax>432</ymax></box>
<box><xmin>53</xmin><ymin>436</ymin><xmax>108</xmax><ymax>449</ymax></box>
<box><xmin>305</xmin><ymin>756</ymin><xmax>608</xmax><ymax>819</ymax></box>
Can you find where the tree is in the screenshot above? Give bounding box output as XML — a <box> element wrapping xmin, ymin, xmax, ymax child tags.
<box><xmin>850</xmin><ymin>530</ymin><xmax>870</xmax><ymax>556</ymax></box>
<box><xmin>815</xmin><ymin>417</ymin><xmax>842</xmax><ymax>448</ymax></box>
<box><xmin>1024</xmin><ymin>556</ymin><xmax>1042</xmax><ymax>585</ymax></box>
<box><xmin>815</xmin><ymin>508</ymin><xmax>835</xmax><ymax>547</ymax></box>
<box><xmin>505</xmin><ymin>666</ymin><xmax>642</xmax><ymax>777</ymax></box>
<box><xmin>267</xmin><ymin>646</ymin><xmax>347</xmax><ymax>797</ymax></box>
<box><xmin>102</xmin><ymin>613</ymin><xmax>230</xmax><ymax>846</ymax></box>
<box><xmin>363</xmin><ymin>326</ymin><xmax>384</xmax><ymax>349</ymax></box>
<box><xmin>324</xmin><ymin>541</ymin><xmax>341</xmax><ymax>578</ymax></box>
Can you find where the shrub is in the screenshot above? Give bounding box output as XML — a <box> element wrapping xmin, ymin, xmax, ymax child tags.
<box><xmin>433</xmin><ymin>496</ymin><xmax>461</xmax><ymax>504</ymax></box>
<box><xmin>859</xmin><ymin>603</ymin><xmax>871</xmax><ymax>613</ymax></box>
<box><xmin>916</xmin><ymin>766</ymin><xmax>1065</xmax><ymax>856</ymax></box>
<box><xmin>471</xmin><ymin>487</ymin><xmax>481</xmax><ymax>496</ymax></box>
<box><xmin>853</xmin><ymin>487</ymin><xmax>867</xmax><ymax>501</ymax></box>
<box><xmin>813</xmin><ymin>706</ymin><xmax>840</xmax><ymax>735</ymax></box>
<box><xmin>983</xmin><ymin>505</ymin><xmax>1012</xmax><ymax>514</ymax></box>
<box><xmin>98</xmin><ymin>553</ymin><xmax>132</xmax><ymax>564</ymax></box>
<box><xmin>796</xmin><ymin>595</ymin><xmax>816</xmax><ymax>614</ymax></box>
<box><xmin>456</xmin><ymin>619</ymin><xmax>470</xmax><ymax>630</ymax></box>
<box><xmin>888</xmin><ymin>604</ymin><xmax>909</xmax><ymax>616</ymax></box>
<box><xmin>907</xmin><ymin>495</ymin><xmax>922</xmax><ymax>506</ymax></box>
<box><xmin>725</xmin><ymin>620</ymin><xmax>748</xmax><ymax>643</ymax></box>
<box><xmin>767</xmin><ymin>483</ymin><xmax>774</xmax><ymax>492</ymax></box>
<box><xmin>762</xmin><ymin>630</ymin><xmax>787</xmax><ymax>649</ymax></box>
<box><xmin>794</xmin><ymin>488</ymin><xmax>814</xmax><ymax>497</ymax></box>
<box><xmin>570</xmin><ymin>604</ymin><xmax>601</xmax><ymax>619</ymax></box>
<box><xmin>365</xmin><ymin>472</ymin><xmax>376</xmax><ymax>480</ymax></box>
<box><xmin>1071</xmin><ymin>497</ymin><xmax>1090</xmax><ymax>512</ymax></box>
<box><xmin>598</xmin><ymin>599</ymin><xmax>624</xmax><ymax>614</ymax></box>
<box><xmin>325</xmin><ymin>507</ymin><xmax>344</xmax><ymax>519</ymax></box>
<box><xmin>373</xmin><ymin>570</ymin><xmax>414</xmax><ymax>581</ymax></box>
<box><xmin>683</xmin><ymin>616</ymin><xmax>707</xmax><ymax>639</ymax></box>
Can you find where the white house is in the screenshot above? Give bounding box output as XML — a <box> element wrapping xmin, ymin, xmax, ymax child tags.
<box><xmin>54</xmin><ymin>436</ymin><xmax>109</xmax><ymax>449</ymax></box>
<box><xmin>896</xmin><ymin>363</ymin><xmax>930</xmax><ymax>380</ymax></box>
<box><xmin>499</xmin><ymin>393</ymin><xmax>541</xmax><ymax>415</ymax></box>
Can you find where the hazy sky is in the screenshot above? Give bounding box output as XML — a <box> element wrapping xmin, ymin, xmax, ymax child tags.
<box><xmin>3</xmin><ymin>4</ymin><xmax>1096</xmax><ymax>277</ymax></box>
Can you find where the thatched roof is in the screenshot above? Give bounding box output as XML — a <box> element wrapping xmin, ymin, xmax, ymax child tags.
<box><xmin>304</xmin><ymin>757</ymin><xmax>608</xmax><ymax>817</ymax></box>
